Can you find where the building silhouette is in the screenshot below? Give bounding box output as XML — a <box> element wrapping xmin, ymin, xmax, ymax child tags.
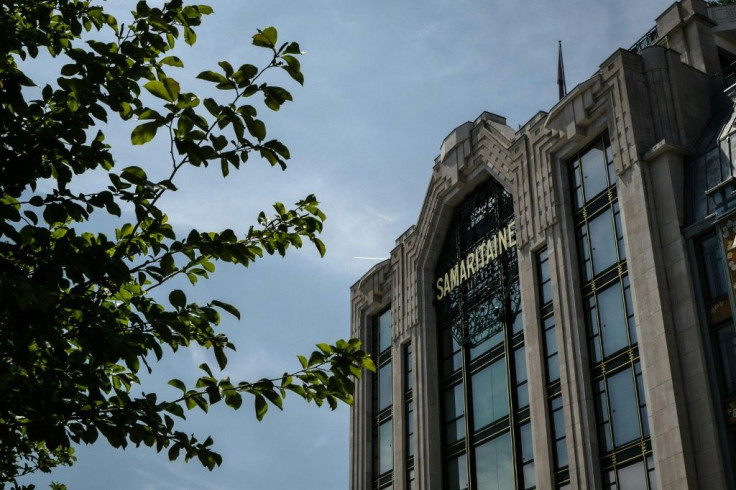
<box><xmin>349</xmin><ymin>1</ymin><xmax>736</xmax><ymax>488</ymax></box>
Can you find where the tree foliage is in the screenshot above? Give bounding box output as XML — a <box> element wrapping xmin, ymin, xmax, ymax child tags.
<box><xmin>0</xmin><ymin>1</ymin><xmax>373</xmax><ymax>486</ymax></box>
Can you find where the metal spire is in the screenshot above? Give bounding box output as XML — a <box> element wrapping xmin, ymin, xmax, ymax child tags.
<box><xmin>558</xmin><ymin>40</ymin><xmax>567</xmax><ymax>100</ymax></box>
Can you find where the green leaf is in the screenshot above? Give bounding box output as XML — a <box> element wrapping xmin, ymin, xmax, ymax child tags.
<box><xmin>218</xmin><ymin>61</ymin><xmax>234</xmax><ymax>76</ymax></box>
<box><xmin>252</xmin><ymin>27</ymin><xmax>277</xmax><ymax>48</ymax></box>
<box><xmin>314</xmin><ymin>238</ymin><xmax>326</xmax><ymax>257</ymax></box>
<box><xmin>168</xmin><ymin>379</ymin><xmax>187</xmax><ymax>392</ymax></box>
<box><xmin>169</xmin><ymin>289</ymin><xmax>187</xmax><ymax>309</ymax></box>
<box><xmin>131</xmin><ymin>121</ymin><xmax>159</xmax><ymax>145</ymax></box>
<box><xmin>197</xmin><ymin>71</ymin><xmax>228</xmax><ymax>84</ymax></box>
<box><xmin>254</xmin><ymin>394</ymin><xmax>268</xmax><ymax>421</ymax></box>
<box><xmin>184</xmin><ymin>26</ymin><xmax>197</xmax><ymax>46</ymax></box>
<box><xmin>120</xmin><ymin>166</ymin><xmax>147</xmax><ymax>185</ymax></box>
<box><xmin>245</xmin><ymin>118</ymin><xmax>266</xmax><ymax>141</ymax></box>
<box><xmin>137</xmin><ymin>109</ymin><xmax>163</xmax><ymax>121</ymax></box>
<box><xmin>316</xmin><ymin>343</ymin><xmax>333</xmax><ymax>354</ymax></box>
<box><xmin>161</xmin><ymin>56</ymin><xmax>184</xmax><ymax>67</ymax></box>
<box><xmin>283</xmin><ymin>41</ymin><xmax>302</xmax><ymax>54</ymax></box>
<box><xmin>211</xmin><ymin>300</ymin><xmax>241</xmax><ymax>320</ymax></box>
<box><xmin>262</xmin><ymin>389</ymin><xmax>283</xmax><ymax>410</ymax></box>
<box><xmin>168</xmin><ymin>444</ymin><xmax>181</xmax><ymax>461</ymax></box>
<box><xmin>225</xmin><ymin>392</ymin><xmax>243</xmax><ymax>409</ymax></box>
<box><xmin>144</xmin><ymin>78</ymin><xmax>180</xmax><ymax>102</ymax></box>
<box><xmin>214</xmin><ymin>346</ymin><xmax>227</xmax><ymax>370</ymax></box>
<box><xmin>362</xmin><ymin>356</ymin><xmax>376</xmax><ymax>372</ymax></box>
<box><xmin>233</xmin><ymin>64</ymin><xmax>258</xmax><ymax>85</ymax></box>
<box><xmin>61</xmin><ymin>64</ymin><xmax>80</xmax><ymax>76</ymax></box>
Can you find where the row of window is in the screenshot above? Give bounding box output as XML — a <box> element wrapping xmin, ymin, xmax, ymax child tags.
<box><xmin>373</xmin><ymin>309</ymin><xmax>393</xmax><ymax>488</ymax></box>
<box><xmin>570</xmin><ymin>134</ymin><xmax>656</xmax><ymax>489</ymax></box>
<box><xmin>372</xmin><ymin>308</ymin><xmax>415</xmax><ymax>490</ymax></box>
<box><xmin>536</xmin><ymin>248</ymin><xmax>568</xmax><ymax>487</ymax></box>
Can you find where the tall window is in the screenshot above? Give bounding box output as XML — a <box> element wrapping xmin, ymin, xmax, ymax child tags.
<box><xmin>569</xmin><ymin>134</ymin><xmax>656</xmax><ymax>488</ymax></box>
<box><xmin>435</xmin><ymin>178</ymin><xmax>533</xmax><ymax>489</ymax></box>
<box><xmin>373</xmin><ymin>308</ymin><xmax>393</xmax><ymax>489</ymax></box>
<box><xmin>405</xmin><ymin>343</ymin><xmax>414</xmax><ymax>490</ymax></box>
<box><xmin>536</xmin><ymin>248</ymin><xmax>566</xmax><ymax>487</ymax></box>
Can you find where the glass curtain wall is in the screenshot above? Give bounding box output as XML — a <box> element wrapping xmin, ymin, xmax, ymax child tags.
<box><xmin>694</xmin><ymin>230</ymin><xmax>736</xmax><ymax>473</ymax></box>
<box><xmin>569</xmin><ymin>134</ymin><xmax>656</xmax><ymax>488</ymax></box>
<box><xmin>373</xmin><ymin>309</ymin><xmax>393</xmax><ymax>489</ymax></box>
<box><xmin>434</xmin><ymin>179</ymin><xmax>533</xmax><ymax>489</ymax></box>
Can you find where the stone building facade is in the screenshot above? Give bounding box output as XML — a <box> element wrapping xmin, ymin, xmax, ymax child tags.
<box><xmin>349</xmin><ymin>1</ymin><xmax>736</xmax><ymax>488</ymax></box>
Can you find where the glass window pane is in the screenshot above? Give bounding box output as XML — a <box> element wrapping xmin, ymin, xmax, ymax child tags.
<box><xmin>603</xmin><ymin>470</ymin><xmax>617</xmax><ymax>490</ymax></box>
<box><xmin>598</xmin><ymin>283</ymin><xmax>629</xmax><ymax>357</ymax></box>
<box><xmin>718</xmin><ymin>326</ymin><xmax>736</xmax><ymax>394</ymax></box>
<box><xmin>608</xmin><ymin>369</ymin><xmax>641</xmax><ymax>447</ymax></box>
<box><xmin>520</xmin><ymin>422</ymin><xmax>536</xmax><ymax>489</ymax></box>
<box><xmin>444</xmin><ymin>327</ymin><xmax>463</xmax><ymax>373</ymax></box>
<box><xmin>379</xmin><ymin>309</ymin><xmax>392</xmax><ymax>353</ymax></box>
<box><xmin>614</xmin><ymin>202</ymin><xmax>626</xmax><ymax>261</ymax></box>
<box><xmin>406</xmin><ymin>399</ymin><xmax>414</xmax><ymax>457</ymax></box>
<box><xmin>635</xmin><ymin>362</ymin><xmax>649</xmax><ymax>437</ymax></box>
<box><xmin>551</xmin><ymin>396</ymin><xmax>565</xmax><ymax>438</ymax></box>
<box><xmin>647</xmin><ymin>455</ymin><xmax>658</xmax><ymax>490</ymax></box>
<box><xmin>472</xmin><ymin>357</ymin><xmax>509</xmax><ymax>430</ymax></box>
<box><xmin>551</xmin><ymin>396</ymin><xmax>568</xmax><ymax>469</ymax></box>
<box><xmin>447</xmin><ymin>453</ymin><xmax>468</xmax><ymax>490</ymax></box>
<box><xmin>555</xmin><ymin>439</ymin><xmax>568</xmax><ymax>469</ymax></box>
<box><xmin>405</xmin><ymin>344</ymin><xmax>413</xmax><ymax>391</ymax></box>
<box><xmin>511</xmin><ymin>281</ymin><xmax>524</xmax><ymax>335</ymax></box>
<box><xmin>515</xmin><ymin>346</ymin><xmax>529</xmax><ymax>409</ymax></box>
<box><xmin>571</xmin><ymin>160</ymin><xmax>584</xmax><ymax>209</ymax></box>
<box><xmin>475</xmin><ymin>432</ymin><xmax>514</xmax><ymax>490</ymax></box>
<box><xmin>520</xmin><ymin>421</ymin><xmax>534</xmax><ymax>462</ymax></box>
<box><xmin>580</xmin><ymin>140</ymin><xmax>607</xmax><ymax>201</ymax></box>
<box><xmin>379</xmin><ymin>361</ymin><xmax>392</xmax><ymax>411</ymax></box>
<box><xmin>623</xmin><ymin>276</ymin><xmax>637</xmax><ymax>345</ymax></box>
<box><xmin>595</xmin><ymin>379</ymin><xmax>613</xmax><ymax>452</ymax></box>
<box><xmin>606</xmin><ymin>139</ymin><xmax>615</xmax><ymax>185</ymax></box>
<box><xmin>577</xmin><ymin>225</ymin><xmax>593</xmax><ymax>282</ymax></box>
<box><xmin>379</xmin><ymin>419</ymin><xmax>393</xmax><ymax>474</ymax></box>
<box><xmin>702</xmin><ymin>234</ymin><xmax>729</xmax><ymax>300</ymax></box>
<box><xmin>542</xmin><ymin>281</ymin><xmax>553</xmax><ymax>306</ymax></box>
<box><xmin>545</xmin><ymin>317</ymin><xmax>560</xmax><ymax>383</ymax></box>
<box><xmin>407</xmin><ymin>400</ymin><xmax>414</xmax><ymax>434</ymax></box>
<box><xmin>445</xmin><ymin>383</ymin><xmax>465</xmax><ymax>443</ymax></box>
<box><xmin>589</xmin><ymin>208</ymin><xmax>618</xmax><ymax>275</ymax></box>
<box><xmin>586</xmin><ymin>296</ymin><xmax>603</xmax><ymax>363</ymax></box>
<box><xmin>617</xmin><ymin>460</ymin><xmax>647</xmax><ymax>490</ymax></box>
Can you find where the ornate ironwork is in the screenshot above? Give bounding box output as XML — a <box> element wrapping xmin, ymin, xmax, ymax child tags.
<box><xmin>719</xmin><ymin>60</ymin><xmax>736</xmax><ymax>90</ymax></box>
<box><xmin>629</xmin><ymin>26</ymin><xmax>658</xmax><ymax>54</ymax></box>
<box><xmin>434</xmin><ymin>179</ymin><xmax>521</xmax><ymax>346</ymax></box>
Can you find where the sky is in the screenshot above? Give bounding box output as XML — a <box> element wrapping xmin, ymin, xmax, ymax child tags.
<box><xmin>19</xmin><ymin>1</ymin><xmax>672</xmax><ymax>489</ymax></box>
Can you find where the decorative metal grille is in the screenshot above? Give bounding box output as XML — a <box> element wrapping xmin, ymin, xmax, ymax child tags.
<box><xmin>629</xmin><ymin>26</ymin><xmax>658</xmax><ymax>54</ymax></box>
<box><xmin>434</xmin><ymin>179</ymin><xmax>520</xmax><ymax>346</ymax></box>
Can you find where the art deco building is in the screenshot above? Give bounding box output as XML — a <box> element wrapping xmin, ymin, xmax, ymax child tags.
<box><xmin>349</xmin><ymin>1</ymin><xmax>736</xmax><ymax>488</ymax></box>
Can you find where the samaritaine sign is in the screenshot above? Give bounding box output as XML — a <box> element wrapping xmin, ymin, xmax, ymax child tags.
<box><xmin>433</xmin><ymin>178</ymin><xmax>519</xmax><ymax>346</ymax></box>
<box><xmin>435</xmin><ymin>220</ymin><xmax>516</xmax><ymax>301</ymax></box>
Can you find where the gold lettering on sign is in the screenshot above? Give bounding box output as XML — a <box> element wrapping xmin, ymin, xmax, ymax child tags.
<box><xmin>436</xmin><ymin>220</ymin><xmax>517</xmax><ymax>300</ymax></box>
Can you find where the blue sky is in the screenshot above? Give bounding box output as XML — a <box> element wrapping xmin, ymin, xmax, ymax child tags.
<box><xmin>20</xmin><ymin>1</ymin><xmax>671</xmax><ymax>488</ymax></box>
